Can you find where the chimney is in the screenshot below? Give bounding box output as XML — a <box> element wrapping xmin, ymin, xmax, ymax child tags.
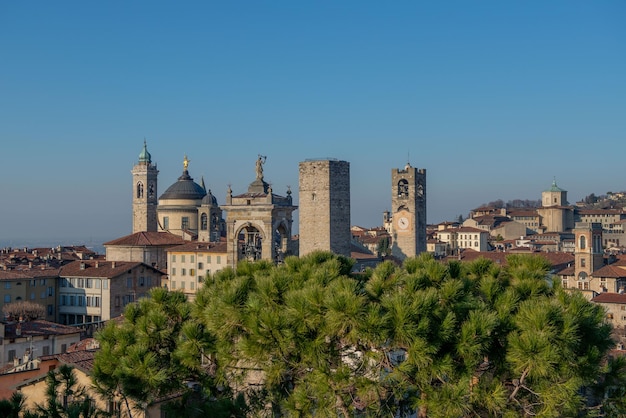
<box><xmin>112</xmin><ymin>261</ymin><xmax>116</xmax><ymax>268</ymax></box>
<box><xmin>80</xmin><ymin>262</ymin><xmax>86</xmax><ymax>270</ymax></box>
<box><xmin>95</xmin><ymin>261</ymin><xmax>99</xmax><ymax>268</ymax></box>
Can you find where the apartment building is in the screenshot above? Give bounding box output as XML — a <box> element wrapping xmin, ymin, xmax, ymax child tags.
<box><xmin>167</xmin><ymin>241</ymin><xmax>228</xmax><ymax>300</ymax></box>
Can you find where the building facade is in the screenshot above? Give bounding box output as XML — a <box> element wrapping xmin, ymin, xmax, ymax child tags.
<box><xmin>58</xmin><ymin>260</ymin><xmax>163</xmax><ymax>327</ymax></box>
<box><xmin>222</xmin><ymin>156</ymin><xmax>297</xmax><ymax>267</ymax></box>
<box><xmin>167</xmin><ymin>241</ymin><xmax>228</xmax><ymax>300</ymax></box>
<box><xmin>298</xmin><ymin>159</ymin><xmax>351</xmax><ymax>257</ymax></box>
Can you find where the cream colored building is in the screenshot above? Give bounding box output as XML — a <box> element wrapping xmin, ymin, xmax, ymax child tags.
<box><xmin>58</xmin><ymin>260</ymin><xmax>164</xmax><ymax>327</ymax></box>
<box><xmin>167</xmin><ymin>241</ymin><xmax>228</xmax><ymax>300</ymax></box>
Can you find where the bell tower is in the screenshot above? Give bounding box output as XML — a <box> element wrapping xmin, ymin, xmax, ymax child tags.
<box><xmin>391</xmin><ymin>162</ymin><xmax>426</xmax><ymax>260</ymax></box>
<box><xmin>131</xmin><ymin>140</ymin><xmax>159</xmax><ymax>233</ymax></box>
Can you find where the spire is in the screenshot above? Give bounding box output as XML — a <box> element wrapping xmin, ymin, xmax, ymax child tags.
<box><xmin>200</xmin><ymin>176</ymin><xmax>206</xmax><ymax>191</ymax></box>
<box><xmin>138</xmin><ymin>139</ymin><xmax>152</xmax><ymax>164</ymax></box>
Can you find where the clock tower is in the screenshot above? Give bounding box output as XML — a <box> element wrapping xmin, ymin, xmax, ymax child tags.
<box><xmin>391</xmin><ymin>162</ymin><xmax>426</xmax><ymax>260</ymax></box>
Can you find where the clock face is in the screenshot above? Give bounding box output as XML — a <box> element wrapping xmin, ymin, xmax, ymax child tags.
<box><xmin>397</xmin><ymin>216</ymin><xmax>410</xmax><ymax>230</ymax></box>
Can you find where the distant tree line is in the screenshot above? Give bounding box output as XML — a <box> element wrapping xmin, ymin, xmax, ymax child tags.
<box><xmin>482</xmin><ymin>199</ymin><xmax>542</xmax><ymax>209</ymax></box>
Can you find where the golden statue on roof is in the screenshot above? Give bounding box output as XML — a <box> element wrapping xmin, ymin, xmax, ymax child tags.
<box><xmin>183</xmin><ymin>155</ymin><xmax>189</xmax><ymax>171</ymax></box>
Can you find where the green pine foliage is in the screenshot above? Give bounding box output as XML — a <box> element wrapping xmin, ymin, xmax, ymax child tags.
<box><xmin>90</xmin><ymin>251</ymin><xmax>626</xmax><ymax>417</ymax></box>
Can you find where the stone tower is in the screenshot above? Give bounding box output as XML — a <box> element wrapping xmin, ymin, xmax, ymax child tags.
<box><xmin>298</xmin><ymin>159</ymin><xmax>351</xmax><ymax>257</ymax></box>
<box><xmin>221</xmin><ymin>156</ymin><xmax>297</xmax><ymax>267</ymax></box>
<box><xmin>573</xmin><ymin>222</ymin><xmax>604</xmax><ymax>285</ymax></box>
<box><xmin>131</xmin><ymin>141</ymin><xmax>159</xmax><ymax>233</ymax></box>
<box><xmin>391</xmin><ymin>162</ymin><xmax>426</xmax><ymax>260</ymax></box>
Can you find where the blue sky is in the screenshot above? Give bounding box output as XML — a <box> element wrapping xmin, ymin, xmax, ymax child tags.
<box><xmin>1</xmin><ymin>1</ymin><xmax>625</xmax><ymax>245</ymax></box>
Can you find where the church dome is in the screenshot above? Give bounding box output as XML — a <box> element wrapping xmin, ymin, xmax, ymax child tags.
<box><xmin>202</xmin><ymin>189</ymin><xmax>218</xmax><ymax>206</ymax></box>
<box><xmin>160</xmin><ymin>170</ymin><xmax>207</xmax><ymax>200</ymax></box>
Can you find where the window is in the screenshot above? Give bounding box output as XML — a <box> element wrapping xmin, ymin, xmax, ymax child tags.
<box><xmin>115</xmin><ymin>296</ymin><xmax>120</xmax><ymax>307</ymax></box>
<box><xmin>30</xmin><ymin>292</ymin><xmax>35</xmax><ymax>300</ymax></box>
<box><xmin>201</xmin><ymin>213</ymin><xmax>208</xmax><ymax>230</ymax></box>
<box><xmin>78</xmin><ymin>278</ymin><xmax>84</xmax><ymax>288</ymax></box>
<box><xmin>60</xmin><ymin>279</ymin><xmax>67</xmax><ymax>287</ymax></box>
<box><xmin>94</xmin><ymin>296</ymin><xmax>100</xmax><ymax>307</ymax></box>
<box><xmin>95</xmin><ymin>279</ymin><xmax>101</xmax><ymax>289</ymax></box>
<box><xmin>580</xmin><ymin>236</ymin><xmax>586</xmax><ymax>250</ymax></box>
<box><xmin>198</xmin><ymin>262</ymin><xmax>204</xmax><ymax>270</ymax></box>
<box><xmin>181</xmin><ymin>255</ymin><xmax>186</xmax><ymax>263</ymax></box>
<box><xmin>217</xmin><ymin>256</ymin><xmax>221</xmax><ymax>264</ymax></box>
<box><xmin>103</xmin><ymin>279</ymin><xmax>108</xmax><ymax>289</ymax></box>
<box><xmin>171</xmin><ymin>254</ymin><xmax>176</xmax><ymax>263</ymax></box>
<box><xmin>86</xmin><ymin>279</ymin><xmax>92</xmax><ymax>288</ymax></box>
<box><xmin>61</xmin><ymin>344</ymin><xmax>67</xmax><ymax>353</ymax></box>
<box><xmin>163</xmin><ymin>217</ymin><xmax>169</xmax><ymax>229</ymax></box>
<box><xmin>4</xmin><ymin>282</ymin><xmax>10</xmax><ymax>289</ymax></box>
<box><xmin>127</xmin><ymin>278</ymin><xmax>133</xmax><ymax>288</ymax></box>
<box><xmin>47</xmin><ymin>304</ymin><xmax>53</xmax><ymax>315</ymax></box>
<box><xmin>180</xmin><ymin>281</ymin><xmax>186</xmax><ymax>290</ymax></box>
<box><xmin>182</xmin><ymin>269</ymin><xmax>187</xmax><ymax>276</ymax></box>
<box><xmin>48</xmin><ymin>287</ymin><xmax>53</xmax><ymax>296</ymax></box>
<box><xmin>608</xmin><ymin>313</ymin><xmax>614</xmax><ymax>319</ymax></box>
<box><xmin>61</xmin><ymin>295</ymin><xmax>67</xmax><ymax>306</ymax></box>
<box><xmin>139</xmin><ymin>277</ymin><xmax>145</xmax><ymax>286</ymax></box>
<box><xmin>191</xmin><ymin>281</ymin><xmax>195</xmax><ymax>290</ymax></box>
<box><xmin>40</xmin><ymin>279</ymin><xmax>46</xmax><ymax>286</ymax></box>
<box><xmin>190</xmin><ymin>269</ymin><xmax>195</xmax><ymax>276</ymax></box>
<box><xmin>397</xmin><ymin>179</ymin><xmax>409</xmax><ymax>198</ymax></box>
<box><xmin>3</xmin><ymin>294</ymin><xmax>10</xmax><ymax>303</ymax></box>
<box><xmin>171</xmin><ymin>281</ymin><xmax>176</xmax><ymax>290</ymax></box>
<box><xmin>70</xmin><ymin>296</ymin><xmax>76</xmax><ymax>306</ymax></box>
<box><xmin>191</xmin><ymin>255</ymin><xmax>195</xmax><ymax>263</ymax></box>
<box><xmin>207</xmin><ymin>255</ymin><xmax>211</xmax><ymax>263</ymax></box>
<box><xmin>137</xmin><ymin>181</ymin><xmax>144</xmax><ymax>198</ymax></box>
<box><xmin>43</xmin><ymin>346</ymin><xmax>50</xmax><ymax>356</ymax></box>
<box><xmin>581</xmin><ymin>258</ymin><xmax>586</xmax><ymax>268</ymax></box>
<box><xmin>182</xmin><ymin>217</ymin><xmax>190</xmax><ymax>230</ymax></box>
<box><xmin>171</xmin><ymin>268</ymin><xmax>176</xmax><ymax>276</ymax></box>
<box><xmin>8</xmin><ymin>350</ymin><xmax>16</xmax><ymax>362</ymax></box>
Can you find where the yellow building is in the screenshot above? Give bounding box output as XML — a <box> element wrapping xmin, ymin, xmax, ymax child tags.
<box><xmin>166</xmin><ymin>241</ymin><xmax>228</xmax><ymax>300</ymax></box>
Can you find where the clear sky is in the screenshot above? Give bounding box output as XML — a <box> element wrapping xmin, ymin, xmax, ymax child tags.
<box><xmin>1</xmin><ymin>1</ymin><xmax>625</xmax><ymax>246</ymax></box>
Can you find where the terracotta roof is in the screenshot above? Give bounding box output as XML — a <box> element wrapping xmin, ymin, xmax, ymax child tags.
<box><xmin>592</xmin><ymin>293</ymin><xmax>626</xmax><ymax>304</ymax></box>
<box><xmin>592</xmin><ymin>264</ymin><xmax>626</xmax><ymax>279</ymax></box>
<box><xmin>3</xmin><ymin>320</ymin><xmax>81</xmax><ymax>339</ymax></box>
<box><xmin>56</xmin><ymin>349</ymin><xmax>97</xmax><ymax>373</ymax></box>
<box><xmin>0</xmin><ymin>267</ymin><xmax>60</xmax><ymax>281</ymax></box>
<box><xmin>578</xmin><ymin>209</ymin><xmax>623</xmax><ymax>215</ymax></box>
<box><xmin>167</xmin><ymin>241</ymin><xmax>228</xmax><ymax>253</ymax></box>
<box><xmin>60</xmin><ymin>260</ymin><xmax>161</xmax><ymax>278</ymax></box>
<box><xmin>103</xmin><ymin>231</ymin><xmax>187</xmax><ymax>247</ymax></box>
<box><xmin>508</xmin><ymin>210</ymin><xmax>539</xmax><ymax>217</ymax></box>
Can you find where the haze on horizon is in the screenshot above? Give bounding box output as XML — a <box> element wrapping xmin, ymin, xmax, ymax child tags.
<box><xmin>1</xmin><ymin>1</ymin><xmax>624</xmax><ymax>245</ymax></box>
